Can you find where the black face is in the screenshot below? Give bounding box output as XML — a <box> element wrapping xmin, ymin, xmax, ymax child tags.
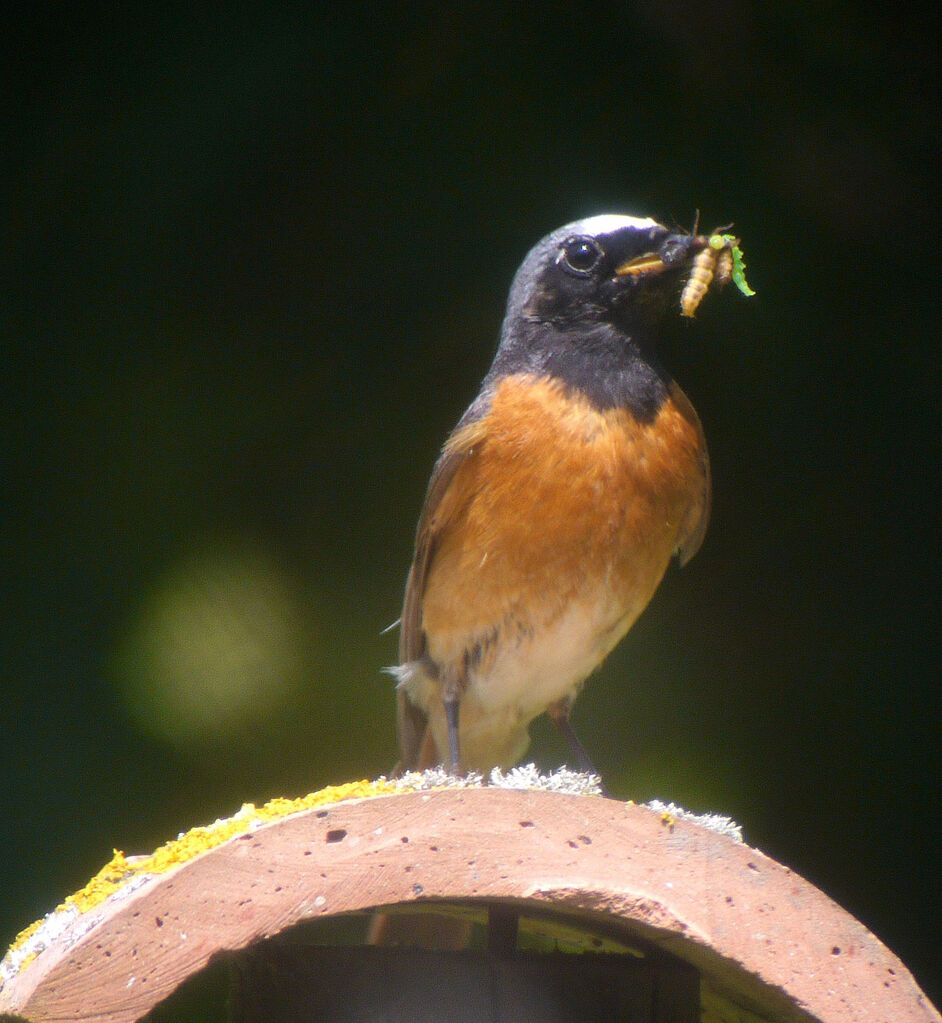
<box><xmin>516</xmin><ymin>219</ymin><xmax>695</xmax><ymax>330</ymax></box>
<box><xmin>490</xmin><ymin>216</ymin><xmax>700</xmax><ymax>417</ymax></box>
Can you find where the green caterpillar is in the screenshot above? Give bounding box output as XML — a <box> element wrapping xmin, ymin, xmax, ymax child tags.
<box><xmin>708</xmin><ymin>232</ymin><xmax>756</xmax><ymax>297</ymax></box>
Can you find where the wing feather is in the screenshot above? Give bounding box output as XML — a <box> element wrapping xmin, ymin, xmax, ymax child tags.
<box><xmin>669</xmin><ymin>380</ymin><xmax>712</xmax><ymax>565</ymax></box>
<box><xmin>395</xmin><ymin>405</ymin><xmax>491</xmax><ymax>768</ymax></box>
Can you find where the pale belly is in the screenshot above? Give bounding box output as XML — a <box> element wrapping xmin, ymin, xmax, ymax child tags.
<box><xmin>408</xmin><ymin>573</ymin><xmax>664</xmax><ymax>771</ymax></box>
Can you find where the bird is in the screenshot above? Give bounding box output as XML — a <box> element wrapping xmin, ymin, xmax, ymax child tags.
<box><xmin>390</xmin><ymin>213</ymin><xmax>715</xmax><ymax>776</ymax></box>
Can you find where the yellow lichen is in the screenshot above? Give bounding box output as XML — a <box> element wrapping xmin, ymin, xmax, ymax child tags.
<box><xmin>66</xmin><ymin>849</ymin><xmax>136</xmax><ymax>912</ymax></box>
<box><xmin>7</xmin><ymin>778</ymin><xmax>405</xmax><ymax>960</ymax></box>
<box><xmin>7</xmin><ymin>918</ymin><xmax>42</xmax><ymax>954</ymax></box>
<box><xmin>104</xmin><ymin>780</ymin><xmax>402</xmax><ymax>896</ymax></box>
<box><xmin>17</xmin><ymin>951</ymin><xmax>38</xmax><ymax>973</ymax></box>
<box><xmin>257</xmin><ymin>779</ymin><xmax>399</xmax><ymax>821</ymax></box>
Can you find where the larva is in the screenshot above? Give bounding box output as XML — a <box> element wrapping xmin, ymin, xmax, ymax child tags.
<box><xmin>680</xmin><ymin>231</ymin><xmax>754</xmax><ymax>317</ymax></box>
<box><xmin>714</xmin><ymin>246</ymin><xmax>734</xmax><ymax>288</ymax></box>
<box><xmin>680</xmin><ymin>246</ymin><xmax>718</xmax><ymax>317</ymax></box>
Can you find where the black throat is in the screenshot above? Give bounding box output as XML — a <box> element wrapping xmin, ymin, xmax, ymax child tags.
<box><xmin>487</xmin><ymin>318</ymin><xmax>671</xmax><ymax>422</ymax></box>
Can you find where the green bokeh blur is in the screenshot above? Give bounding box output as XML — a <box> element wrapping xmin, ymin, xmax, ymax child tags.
<box><xmin>3</xmin><ymin>2</ymin><xmax>937</xmax><ymax>1005</ymax></box>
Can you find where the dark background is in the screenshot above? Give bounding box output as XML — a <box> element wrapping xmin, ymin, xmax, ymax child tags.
<box><xmin>3</xmin><ymin>1</ymin><xmax>938</xmax><ymax>1006</ymax></box>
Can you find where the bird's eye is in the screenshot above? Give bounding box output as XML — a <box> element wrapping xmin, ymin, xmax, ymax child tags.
<box><xmin>560</xmin><ymin>236</ymin><xmax>603</xmax><ymax>275</ymax></box>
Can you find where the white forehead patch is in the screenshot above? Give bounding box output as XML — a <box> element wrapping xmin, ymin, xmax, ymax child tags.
<box><xmin>574</xmin><ymin>213</ymin><xmax>664</xmax><ymax>236</ymax></box>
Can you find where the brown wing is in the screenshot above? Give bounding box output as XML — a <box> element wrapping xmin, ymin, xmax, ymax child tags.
<box><xmin>395</xmin><ymin>410</ymin><xmax>491</xmax><ymax>769</ymax></box>
<box><xmin>669</xmin><ymin>380</ymin><xmax>712</xmax><ymax>565</ymax></box>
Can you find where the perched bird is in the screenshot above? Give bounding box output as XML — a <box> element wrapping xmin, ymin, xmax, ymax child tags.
<box><xmin>391</xmin><ymin>214</ymin><xmax>715</xmax><ymax>775</ymax></box>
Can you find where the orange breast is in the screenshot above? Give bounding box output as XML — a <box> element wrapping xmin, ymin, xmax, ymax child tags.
<box><xmin>421</xmin><ymin>373</ymin><xmax>707</xmax><ymax>663</ymax></box>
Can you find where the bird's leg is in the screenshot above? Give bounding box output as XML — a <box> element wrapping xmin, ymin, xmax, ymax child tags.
<box><xmin>444</xmin><ymin>693</ymin><xmax>461</xmax><ymax>774</ymax></box>
<box><xmin>547</xmin><ymin>698</ymin><xmax>608</xmax><ymax>794</ymax></box>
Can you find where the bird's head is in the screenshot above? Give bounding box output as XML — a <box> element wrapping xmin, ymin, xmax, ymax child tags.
<box><xmin>503</xmin><ymin>213</ymin><xmax>699</xmax><ymax>335</ymax></box>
